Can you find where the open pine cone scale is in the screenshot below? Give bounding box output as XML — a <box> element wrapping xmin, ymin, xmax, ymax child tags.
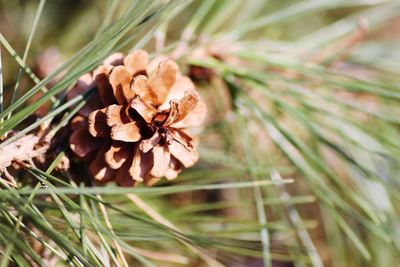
<box><xmin>69</xmin><ymin>50</ymin><xmax>206</xmax><ymax>186</ymax></box>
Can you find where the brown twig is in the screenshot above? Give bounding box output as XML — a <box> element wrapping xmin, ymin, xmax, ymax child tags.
<box><xmin>97</xmin><ymin>195</ymin><xmax>129</xmax><ymax>267</ymax></box>
<box><xmin>0</xmin><ymin>133</ymin><xmax>49</xmax><ymax>170</ymax></box>
<box><xmin>309</xmin><ymin>17</ymin><xmax>369</xmax><ymax>65</ymax></box>
<box><xmin>2</xmin><ymin>168</ymin><xmax>17</xmax><ymax>187</ymax></box>
<box><xmin>131</xmin><ymin>247</ymin><xmax>189</xmax><ymax>265</ymax></box>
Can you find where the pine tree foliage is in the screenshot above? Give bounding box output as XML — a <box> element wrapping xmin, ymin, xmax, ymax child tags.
<box><xmin>0</xmin><ymin>0</ymin><xmax>399</xmax><ymax>266</ymax></box>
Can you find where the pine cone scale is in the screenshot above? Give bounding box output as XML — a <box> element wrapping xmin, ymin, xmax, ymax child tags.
<box><xmin>105</xmin><ymin>141</ymin><xmax>130</xmax><ymax>169</ymax></box>
<box><xmin>150</xmin><ymin>144</ymin><xmax>170</xmax><ymax>178</ymax></box>
<box><xmin>69</xmin><ymin>128</ymin><xmax>101</xmax><ymax>158</ymax></box>
<box><xmin>93</xmin><ymin>65</ymin><xmax>116</xmax><ymax>106</ymax></box>
<box><xmin>132</xmin><ymin>75</ymin><xmax>158</xmax><ymax>106</ymax></box>
<box><xmin>89</xmin><ymin>142</ymin><xmax>116</xmax><ymax>181</ymax></box>
<box><xmin>149</xmin><ymin>60</ymin><xmax>179</xmax><ymax>105</ymax></box>
<box><xmin>109</xmin><ymin>65</ymin><xmax>136</xmax><ymax>104</ymax></box>
<box><xmin>88</xmin><ymin>108</ymin><xmax>110</xmax><ymax>137</ymax></box>
<box><xmin>130</xmin><ymin>96</ymin><xmax>157</xmax><ymax>123</ymax></box>
<box><xmin>169</xmin><ymin>140</ymin><xmax>199</xmax><ymax>168</ymax></box>
<box><xmin>123</xmin><ymin>50</ymin><xmax>149</xmax><ymax>75</ymax></box>
<box><xmin>105</xmin><ymin>104</ymin><xmax>132</xmax><ymax>127</ymax></box>
<box><xmin>110</xmin><ymin>121</ymin><xmax>141</xmax><ymax>142</ymax></box>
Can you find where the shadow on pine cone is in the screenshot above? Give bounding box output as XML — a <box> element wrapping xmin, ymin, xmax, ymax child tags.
<box><xmin>68</xmin><ymin>50</ymin><xmax>207</xmax><ymax>186</ymax></box>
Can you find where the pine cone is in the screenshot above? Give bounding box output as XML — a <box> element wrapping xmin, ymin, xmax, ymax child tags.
<box><xmin>68</xmin><ymin>50</ymin><xmax>207</xmax><ymax>186</ymax></box>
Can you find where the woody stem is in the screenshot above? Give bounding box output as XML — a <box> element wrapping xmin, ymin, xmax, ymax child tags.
<box><xmin>0</xmin><ymin>134</ymin><xmax>49</xmax><ymax>170</ymax></box>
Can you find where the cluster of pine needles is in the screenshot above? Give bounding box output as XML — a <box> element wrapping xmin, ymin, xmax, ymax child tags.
<box><xmin>0</xmin><ymin>0</ymin><xmax>399</xmax><ymax>266</ymax></box>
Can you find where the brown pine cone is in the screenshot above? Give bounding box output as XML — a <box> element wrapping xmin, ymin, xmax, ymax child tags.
<box><xmin>68</xmin><ymin>50</ymin><xmax>207</xmax><ymax>186</ymax></box>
